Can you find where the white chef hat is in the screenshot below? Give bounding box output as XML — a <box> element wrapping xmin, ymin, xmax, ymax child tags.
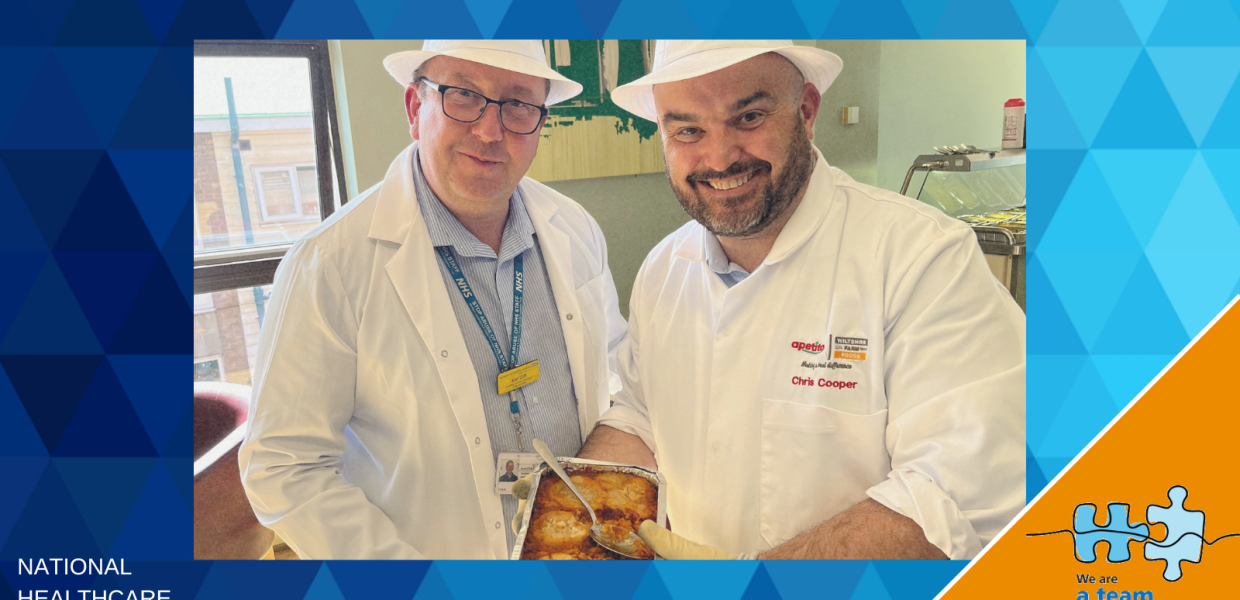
<box><xmin>383</xmin><ymin>40</ymin><xmax>583</xmax><ymax>106</ymax></box>
<box><xmin>612</xmin><ymin>40</ymin><xmax>843</xmax><ymax>122</ymax></box>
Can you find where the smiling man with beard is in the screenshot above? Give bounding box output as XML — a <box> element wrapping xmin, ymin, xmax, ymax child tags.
<box><xmin>669</xmin><ymin>100</ymin><xmax>814</xmax><ymax>241</ymax></box>
<box><xmin>577</xmin><ymin>41</ymin><xmax>1025</xmax><ymax>561</ymax></box>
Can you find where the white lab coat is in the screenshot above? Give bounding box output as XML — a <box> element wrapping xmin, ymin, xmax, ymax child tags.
<box><xmin>239</xmin><ymin>144</ymin><xmax>627</xmax><ymax>560</ymax></box>
<box><xmin>599</xmin><ymin>150</ymin><xmax>1025</xmax><ymax>560</ymax></box>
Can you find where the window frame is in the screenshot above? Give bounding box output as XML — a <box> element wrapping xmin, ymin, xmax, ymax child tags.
<box><xmin>193</xmin><ymin>40</ymin><xmax>346</xmax><ymax>295</ymax></box>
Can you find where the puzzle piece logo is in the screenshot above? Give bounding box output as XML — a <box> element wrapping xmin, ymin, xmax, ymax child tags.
<box><xmin>1030</xmin><ymin>485</ymin><xmax>1237</xmax><ymax>582</ymax></box>
<box><xmin>1144</xmin><ymin>485</ymin><xmax>1204</xmax><ymax>581</ymax></box>
<box><xmin>1073</xmin><ymin>503</ymin><xmax>1148</xmax><ymax>563</ymax></box>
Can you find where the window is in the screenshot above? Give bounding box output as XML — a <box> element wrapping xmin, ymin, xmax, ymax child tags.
<box><xmin>253</xmin><ymin>165</ymin><xmax>320</xmax><ymax>222</ymax></box>
<box><xmin>193</xmin><ymin>40</ymin><xmax>343</xmax><ymax>384</ymax></box>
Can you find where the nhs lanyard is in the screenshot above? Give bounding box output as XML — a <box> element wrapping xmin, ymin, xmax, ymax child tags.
<box><xmin>436</xmin><ymin>246</ymin><xmax>530</xmax><ymax>449</ymax></box>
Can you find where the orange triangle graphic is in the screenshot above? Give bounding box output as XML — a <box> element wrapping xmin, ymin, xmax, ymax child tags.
<box><xmin>942</xmin><ymin>297</ymin><xmax>1240</xmax><ymax>598</ymax></box>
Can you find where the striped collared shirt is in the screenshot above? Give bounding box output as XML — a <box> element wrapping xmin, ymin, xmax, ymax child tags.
<box><xmin>704</xmin><ymin>230</ymin><xmax>751</xmax><ymax>288</ymax></box>
<box><xmin>413</xmin><ymin>149</ymin><xmax>581</xmax><ymax>554</ymax></box>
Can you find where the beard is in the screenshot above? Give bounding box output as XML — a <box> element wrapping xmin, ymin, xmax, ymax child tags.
<box><xmin>666</xmin><ymin>118</ymin><xmax>815</xmax><ymax>238</ymax></box>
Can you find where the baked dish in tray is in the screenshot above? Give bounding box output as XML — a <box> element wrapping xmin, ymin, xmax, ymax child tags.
<box><xmin>520</xmin><ymin>468</ymin><xmax>657</xmax><ymax>560</ymax></box>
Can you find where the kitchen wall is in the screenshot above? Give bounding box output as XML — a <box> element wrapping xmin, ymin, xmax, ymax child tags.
<box><xmin>874</xmin><ymin>40</ymin><xmax>1026</xmax><ymax>193</ymax></box>
<box><xmin>811</xmin><ymin>40</ymin><xmax>1026</xmax><ymax>193</ymax></box>
<box><xmin>329</xmin><ymin>40</ymin><xmax>420</xmax><ymax>201</ymax></box>
<box><xmin>542</xmin><ymin>173</ymin><xmax>686</xmax><ymax>315</ymax></box>
<box><xmin>812</xmin><ymin>40</ymin><xmax>883</xmax><ymax>187</ymax></box>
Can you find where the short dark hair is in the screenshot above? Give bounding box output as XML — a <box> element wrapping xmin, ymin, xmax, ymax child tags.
<box><xmin>411</xmin><ymin>57</ymin><xmax>551</xmax><ymax>103</ymax></box>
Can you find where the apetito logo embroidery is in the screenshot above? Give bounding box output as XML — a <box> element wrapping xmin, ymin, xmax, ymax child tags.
<box><xmin>791</xmin><ymin>341</ymin><xmax>826</xmax><ymax>354</ymax></box>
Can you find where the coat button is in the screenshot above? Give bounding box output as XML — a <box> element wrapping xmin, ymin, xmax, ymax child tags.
<box><xmin>441</xmin><ymin>350</ymin><xmax>449</xmax><ymax>358</ymax></box>
<box><xmin>495</xmin><ymin>521</ymin><xmax>502</xmax><ymax>529</ymax></box>
<box><xmin>566</xmin><ymin>313</ymin><xmax>573</xmax><ymax>320</ymax></box>
<box><xmin>475</xmin><ymin>437</ymin><xmax>481</xmax><ymax>445</ymax></box>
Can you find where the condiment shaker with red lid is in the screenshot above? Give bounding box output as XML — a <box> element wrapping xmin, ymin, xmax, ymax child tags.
<box><xmin>1003</xmin><ymin>98</ymin><xmax>1025</xmax><ymax>149</ymax></box>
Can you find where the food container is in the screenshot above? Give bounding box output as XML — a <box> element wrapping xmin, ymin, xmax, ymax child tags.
<box><xmin>511</xmin><ymin>457</ymin><xmax>667</xmax><ymax>560</ymax></box>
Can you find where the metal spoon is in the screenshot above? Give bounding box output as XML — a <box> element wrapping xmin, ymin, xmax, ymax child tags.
<box><xmin>531</xmin><ymin>439</ymin><xmax>646</xmax><ymax>559</ymax></box>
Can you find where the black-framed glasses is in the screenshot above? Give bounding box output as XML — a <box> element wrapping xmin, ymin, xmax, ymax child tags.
<box><xmin>420</xmin><ymin>78</ymin><xmax>549</xmax><ymax>135</ymax></box>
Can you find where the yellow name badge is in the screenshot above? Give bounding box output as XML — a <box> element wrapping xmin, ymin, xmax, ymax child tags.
<box><xmin>497</xmin><ymin>360</ymin><xmax>541</xmax><ymax>395</ymax></box>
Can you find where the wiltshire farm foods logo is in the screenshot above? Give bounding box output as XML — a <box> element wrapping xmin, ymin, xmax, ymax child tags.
<box><xmin>832</xmin><ymin>336</ymin><xmax>868</xmax><ymax>361</ymax></box>
<box><xmin>791</xmin><ymin>341</ymin><xmax>825</xmax><ymax>354</ymax></box>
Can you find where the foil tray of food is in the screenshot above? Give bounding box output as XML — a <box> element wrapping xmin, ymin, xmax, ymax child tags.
<box><xmin>512</xmin><ymin>457</ymin><xmax>667</xmax><ymax>560</ymax></box>
<box><xmin>959</xmin><ymin>206</ymin><xmax>1025</xmax><ymax>231</ymax></box>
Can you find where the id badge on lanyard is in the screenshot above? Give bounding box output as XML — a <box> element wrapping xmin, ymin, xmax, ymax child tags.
<box><xmin>494</xmin><ymin>452</ymin><xmax>542</xmax><ymax>495</ymax></box>
<box><xmin>437</xmin><ymin>247</ymin><xmax>541</xmax><ymax>452</ymax></box>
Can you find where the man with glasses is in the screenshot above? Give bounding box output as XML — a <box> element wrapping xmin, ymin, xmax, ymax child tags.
<box><xmin>240</xmin><ymin>40</ymin><xmax>627</xmax><ymax>559</ymax></box>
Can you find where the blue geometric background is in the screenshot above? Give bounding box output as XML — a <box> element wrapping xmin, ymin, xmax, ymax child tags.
<box><xmin>3</xmin><ymin>0</ymin><xmax>1238</xmax><ymax>598</ymax></box>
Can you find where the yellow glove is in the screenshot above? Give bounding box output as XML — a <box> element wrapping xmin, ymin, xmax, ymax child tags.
<box><xmin>510</xmin><ymin>474</ymin><xmax>535</xmax><ymax>535</ymax></box>
<box><xmin>638</xmin><ymin>520</ymin><xmax>755</xmax><ymax>560</ymax></box>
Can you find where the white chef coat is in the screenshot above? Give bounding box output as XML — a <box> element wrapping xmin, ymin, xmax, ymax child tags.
<box><xmin>599</xmin><ymin>149</ymin><xmax>1025</xmax><ymax>560</ymax></box>
<box><xmin>239</xmin><ymin>143</ymin><xmax>627</xmax><ymax>560</ymax></box>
